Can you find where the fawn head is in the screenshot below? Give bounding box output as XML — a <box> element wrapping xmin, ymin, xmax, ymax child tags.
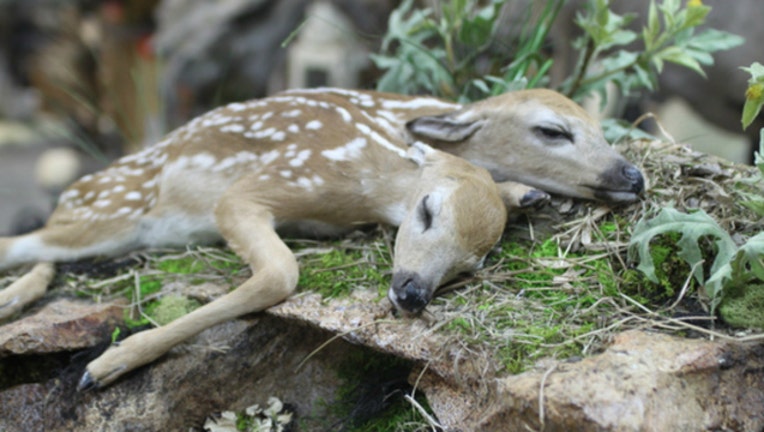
<box><xmin>388</xmin><ymin>143</ymin><xmax>507</xmax><ymax>316</ymax></box>
<box><xmin>407</xmin><ymin>89</ymin><xmax>644</xmax><ymax>203</ymax></box>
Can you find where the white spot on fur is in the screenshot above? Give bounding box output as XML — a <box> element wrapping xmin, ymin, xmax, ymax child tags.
<box><xmin>125</xmin><ymin>191</ymin><xmax>142</xmax><ymax>201</ymax></box>
<box><xmin>254</xmin><ymin>127</ymin><xmax>276</xmax><ymax>139</ymax></box>
<box><xmin>321</xmin><ymin>137</ymin><xmax>367</xmax><ymax>161</ymax></box>
<box><xmin>296</xmin><ymin>177</ymin><xmax>313</xmax><ymax>190</ymax></box>
<box><xmin>282</xmin><ymin>109</ymin><xmax>301</xmax><ymax>118</ymax></box>
<box><xmin>289</xmin><ymin>149</ymin><xmax>312</xmax><ymax>167</ymax></box>
<box><xmin>335</xmin><ymin>106</ymin><xmax>352</xmax><ymax>123</ymax></box>
<box><xmin>305</xmin><ymin>120</ymin><xmax>323</xmax><ymax>130</ymax></box>
<box><xmin>228</xmin><ymin>102</ymin><xmax>247</xmax><ymax>112</ymax></box>
<box><xmin>271</xmin><ymin>131</ymin><xmax>286</xmax><ymax>141</ymax></box>
<box><xmin>250</xmin><ymin>121</ymin><xmax>263</xmax><ymax>131</ymax></box>
<box><xmin>93</xmin><ymin>199</ymin><xmax>111</xmax><ymax>208</ymax></box>
<box><xmin>260</xmin><ymin>150</ymin><xmax>280</xmax><ymax>165</ymax></box>
<box><xmin>221</xmin><ymin>124</ymin><xmax>245</xmax><ymax>133</ymax></box>
<box><xmin>280</xmin><ymin>170</ymin><xmax>292</xmax><ymax>178</ymax></box>
<box><xmin>381</xmin><ymin>98</ymin><xmax>460</xmax><ymax>110</ymax></box>
<box><xmin>190</xmin><ymin>153</ymin><xmax>217</xmax><ymax>169</ymax></box>
<box><xmin>355</xmin><ymin>123</ymin><xmax>406</xmax><ymax>157</ymax></box>
<box><xmin>287</xmin><ymin>124</ymin><xmax>300</xmax><ymax>133</ymax></box>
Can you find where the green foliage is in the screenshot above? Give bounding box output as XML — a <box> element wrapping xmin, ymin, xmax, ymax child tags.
<box><xmin>563</xmin><ymin>0</ymin><xmax>743</xmax><ymax>101</ymax></box>
<box><xmin>372</xmin><ymin>0</ymin><xmax>562</xmax><ymax>102</ymax></box>
<box><xmin>741</xmin><ymin>62</ymin><xmax>764</xmax><ymax>130</ymax></box>
<box><xmin>628</xmin><ymin>208</ymin><xmax>764</xmax><ymax>314</ymax></box>
<box><xmin>373</xmin><ymin>0</ymin><xmax>743</xmax><ymax>106</ymax></box>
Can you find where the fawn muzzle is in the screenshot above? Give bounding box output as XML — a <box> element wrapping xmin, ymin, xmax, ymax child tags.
<box><xmin>389</xmin><ymin>271</ymin><xmax>432</xmax><ymax>316</ymax></box>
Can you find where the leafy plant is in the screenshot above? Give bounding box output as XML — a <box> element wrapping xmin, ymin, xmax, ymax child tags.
<box><xmin>373</xmin><ymin>0</ymin><xmax>743</xmax><ymax>108</ymax></box>
<box><xmin>563</xmin><ymin>0</ymin><xmax>743</xmax><ymax>101</ymax></box>
<box><xmin>372</xmin><ymin>0</ymin><xmax>562</xmax><ymax>102</ymax></box>
<box><xmin>628</xmin><ymin>208</ymin><xmax>764</xmax><ymax>313</ymax></box>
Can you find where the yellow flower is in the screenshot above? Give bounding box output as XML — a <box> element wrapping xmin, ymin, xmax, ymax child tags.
<box><xmin>746</xmin><ymin>83</ymin><xmax>764</xmax><ymax>102</ymax></box>
<box><xmin>687</xmin><ymin>0</ymin><xmax>703</xmax><ymax>6</ymax></box>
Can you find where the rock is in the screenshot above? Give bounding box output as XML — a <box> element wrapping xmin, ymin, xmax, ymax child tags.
<box><xmin>423</xmin><ymin>330</ymin><xmax>764</xmax><ymax>431</ymax></box>
<box><xmin>2</xmin><ymin>292</ymin><xmax>764</xmax><ymax>431</ymax></box>
<box><xmin>0</xmin><ymin>299</ymin><xmax>125</xmax><ymax>356</ymax></box>
<box><xmin>0</xmin><ymin>311</ymin><xmax>377</xmax><ymax>431</ymax></box>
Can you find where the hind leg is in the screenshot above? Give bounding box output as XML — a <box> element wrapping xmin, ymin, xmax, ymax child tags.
<box><xmin>0</xmin><ymin>218</ymin><xmax>143</xmax><ymax>319</ymax></box>
<box><xmin>79</xmin><ymin>187</ymin><xmax>299</xmax><ymax>388</ymax></box>
<box><xmin>0</xmin><ymin>263</ymin><xmax>55</xmax><ymax>320</ymax></box>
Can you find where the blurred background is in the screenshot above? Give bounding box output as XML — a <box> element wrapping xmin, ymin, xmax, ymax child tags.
<box><xmin>0</xmin><ymin>0</ymin><xmax>759</xmax><ymax>236</ymax></box>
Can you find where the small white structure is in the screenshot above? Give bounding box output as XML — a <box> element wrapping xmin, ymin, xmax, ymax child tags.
<box><xmin>287</xmin><ymin>1</ymin><xmax>367</xmax><ymax>89</ymax></box>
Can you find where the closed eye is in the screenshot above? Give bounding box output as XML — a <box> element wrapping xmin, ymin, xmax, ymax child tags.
<box><xmin>418</xmin><ymin>195</ymin><xmax>433</xmax><ymax>232</ymax></box>
<box><xmin>534</xmin><ymin>126</ymin><xmax>574</xmax><ymax>143</ymax></box>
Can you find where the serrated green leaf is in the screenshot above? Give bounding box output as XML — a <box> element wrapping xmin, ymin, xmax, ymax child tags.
<box><xmin>709</xmin><ymin>232</ymin><xmax>764</xmax><ymax>309</ymax></box>
<box><xmin>628</xmin><ymin>208</ymin><xmax>737</xmax><ymax>291</ymax></box>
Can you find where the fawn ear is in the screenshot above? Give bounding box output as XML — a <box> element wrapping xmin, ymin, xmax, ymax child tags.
<box><xmin>406</xmin><ymin>112</ymin><xmax>485</xmax><ymax>142</ymax></box>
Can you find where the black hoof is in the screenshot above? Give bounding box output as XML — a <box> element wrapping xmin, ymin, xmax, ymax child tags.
<box><xmin>519</xmin><ymin>190</ymin><xmax>550</xmax><ymax>209</ymax></box>
<box><xmin>77</xmin><ymin>371</ymin><xmax>97</xmax><ymax>392</ymax></box>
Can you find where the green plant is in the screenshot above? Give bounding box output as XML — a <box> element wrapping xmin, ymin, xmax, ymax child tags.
<box><xmin>372</xmin><ymin>0</ymin><xmax>562</xmax><ymax>102</ymax></box>
<box><xmin>628</xmin><ymin>208</ymin><xmax>764</xmax><ymax>315</ymax></box>
<box><xmin>563</xmin><ymin>0</ymin><xmax>743</xmax><ymax>101</ymax></box>
<box><xmin>373</xmin><ymin>0</ymin><xmax>743</xmax><ymax>108</ymax></box>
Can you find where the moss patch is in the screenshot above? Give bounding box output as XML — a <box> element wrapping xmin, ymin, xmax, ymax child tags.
<box><xmin>294</xmin><ymin>238</ymin><xmax>392</xmax><ymax>300</ymax></box>
<box><xmin>719</xmin><ymin>284</ymin><xmax>764</xmax><ymax>329</ymax></box>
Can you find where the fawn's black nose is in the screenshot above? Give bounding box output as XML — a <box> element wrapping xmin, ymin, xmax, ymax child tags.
<box><xmin>622</xmin><ymin>164</ymin><xmax>644</xmax><ymax>194</ymax></box>
<box><xmin>389</xmin><ymin>271</ymin><xmax>431</xmax><ymax>315</ymax></box>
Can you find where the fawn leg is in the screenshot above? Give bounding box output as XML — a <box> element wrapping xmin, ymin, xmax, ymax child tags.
<box><xmin>0</xmin><ymin>262</ymin><xmax>55</xmax><ymax>320</ymax></box>
<box><xmin>79</xmin><ymin>194</ymin><xmax>298</xmax><ymax>389</ymax></box>
<box><xmin>496</xmin><ymin>180</ymin><xmax>550</xmax><ymax>211</ymax></box>
<box><xmin>0</xmin><ymin>219</ymin><xmax>142</xmax><ymax>319</ymax></box>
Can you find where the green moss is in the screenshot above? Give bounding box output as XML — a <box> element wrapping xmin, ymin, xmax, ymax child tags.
<box><xmin>156</xmin><ymin>256</ymin><xmax>206</xmax><ymax>274</ymax></box>
<box><xmin>620</xmin><ymin>232</ymin><xmax>712</xmax><ymax>305</ymax></box>
<box><xmin>297</xmin><ymin>246</ymin><xmax>390</xmax><ymax>300</ymax></box>
<box><xmin>124</xmin><ymin>294</ymin><xmax>201</xmax><ymax>328</ymax></box>
<box><xmin>719</xmin><ymin>283</ymin><xmax>764</xmax><ymax>328</ymax></box>
<box><xmin>461</xmin><ymin>231</ymin><xmax>629</xmax><ymax>373</ymax></box>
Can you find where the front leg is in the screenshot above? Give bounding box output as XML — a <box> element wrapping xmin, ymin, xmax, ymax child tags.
<box><xmin>496</xmin><ymin>180</ymin><xmax>550</xmax><ymax>211</ymax></box>
<box><xmin>80</xmin><ymin>193</ymin><xmax>298</xmax><ymax>389</ymax></box>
